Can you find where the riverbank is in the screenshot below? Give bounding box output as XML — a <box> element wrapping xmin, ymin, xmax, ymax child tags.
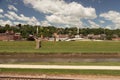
<box><xmin>0</xmin><ymin>53</ymin><xmax>120</xmax><ymax>64</ymax></box>
<box><xmin>0</xmin><ymin>53</ymin><xmax>120</xmax><ymax>77</ymax></box>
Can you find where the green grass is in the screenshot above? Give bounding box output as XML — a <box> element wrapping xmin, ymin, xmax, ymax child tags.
<box><xmin>0</xmin><ymin>41</ymin><xmax>120</xmax><ymax>53</ymax></box>
<box><xmin>0</xmin><ymin>68</ymin><xmax>120</xmax><ymax>76</ymax></box>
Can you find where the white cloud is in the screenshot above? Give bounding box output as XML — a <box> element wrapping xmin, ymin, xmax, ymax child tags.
<box><xmin>23</xmin><ymin>0</ymin><xmax>96</xmax><ymax>19</ymax></box>
<box><xmin>8</xmin><ymin>5</ymin><xmax>18</xmax><ymax>12</ymax></box>
<box><xmin>46</xmin><ymin>15</ymin><xmax>79</xmax><ymax>25</ymax></box>
<box><xmin>41</xmin><ymin>21</ymin><xmax>51</xmax><ymax>26</ymax></box>
<box><xmin>13</xmin><ymin>21</ymin><xmax>20</xmax><ymax>25</ymax></box>
<box><xmin>23</xmin><ymin>0</ymin><xmax>64</xmax><ymax>14</ymax></box>
<box><xmin>0</xmin><ymin>9</ymin><xmax>4</xmax><ymax>13</ymax></box>
<box><xmin>5</xmin><ymin>11</ymin><xmax>21</xmax><ymax>20</ymax></box>
<box><xmin>100</xmin><ymin>20</ymin><xmax>105</xmax><ymax>24</ymax></box>
<box><xmin>4</xmin><ymin>12</ymin><xmax>15</xmax><ymax>20</ymax></box>
<box><xmin>88</xmin><ymin>20</ymin><xmax>100</xmax><ymax>28</ymax></box>
<box><xmin>100</xmin><ymin>11</ymin><xmax>120</xmax><ymax>29</ymax></box>
<box><xmin>75</xmin><ymin>21</ymin><xmax>84</xmax><ymax>28</ymax></box>
<box><xmin>105</xmin><ymin>25</ymin><xmax>112</xmax><ymax>30</ymax></box>
<box><xmin>4</xmin><ymin>11</ymin><xmax>40</xmax><ymax>25</ymax></box>
<box><xmin>23</xmin><ymin>0</ymin><xmax>97</xmax><ymax>27</ymax></box>
<box><xmin>0</xmin><ymin>20</ymin><xmax>13</xmax><ymax>26</ymax></box>
<box><xmin>27</xmin><ymin>16</ymin><xmax>41</xmax><ymax>25</ymax></box>
<box><xmin>0</xmin><ymin>14</ymin><xmax>4</xmax><ymax>18</ymax></box>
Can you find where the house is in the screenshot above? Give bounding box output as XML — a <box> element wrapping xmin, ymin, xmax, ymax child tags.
<box><xmin>14</xmin><ymin>33</ymin><xmax>21</xmax><ymax>40</ymax></box>
<box><xmin>58</xmin><ymin>34</ymin><xmax>69</xmax><ymax>41</ymax></box>
<box><xmin>112</xmin><ymin>38</ymin><xmax>120</xmax><ymax>41</ymax></box>
<box><xmin>49</xmin><ymin>34</ymin><xmax>69</xmax><ymax>41</ymax></box>
<box><xmin>0</xmin><ymin>30</ymin><xmax>21</xmax><ymax>41</ymax></box>
<box><xmin>87</xmin><ymin>34</ymin><xmax>105</xmax><ymax>40</ymax></box>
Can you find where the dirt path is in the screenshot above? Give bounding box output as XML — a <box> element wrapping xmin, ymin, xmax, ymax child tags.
<box><xmin>0</xmin><ymin>64</ymin><xmax>120</xmax><ymax>70</ymax></box>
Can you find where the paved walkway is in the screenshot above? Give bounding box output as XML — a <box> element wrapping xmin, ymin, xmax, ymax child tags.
<box><xmin>0</xmin><ymin>64</ymin><xmax>120</xmax><ymax>70</ymax></box>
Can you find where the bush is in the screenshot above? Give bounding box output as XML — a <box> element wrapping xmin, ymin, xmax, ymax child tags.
<box><xmin>27</xmin><ymin>36</ymin><xmax>35</xmax><ymax>41</ymax></box>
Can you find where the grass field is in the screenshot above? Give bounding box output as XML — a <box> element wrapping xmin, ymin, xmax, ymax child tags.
<box><xmin>0</xmin><ymin>41</ymin><xmax>120</xmax><ymax>53</ymax></box>
<box><xmin>0</xmin><ymin>68</ymin><xmax>120</xmax><ymax>76</ymax></box>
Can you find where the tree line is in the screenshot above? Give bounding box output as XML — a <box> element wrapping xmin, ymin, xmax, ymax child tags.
<box><xmin>0</xmin><ymin>24</ymin><xmax>120</xmax><ymax>40</ymax></box>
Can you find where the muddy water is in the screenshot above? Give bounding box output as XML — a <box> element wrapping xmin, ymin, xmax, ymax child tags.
<box><xmin>0</xmin><ymin>53</ymin><xmax>120</xmax><ymax>63</ymax></box>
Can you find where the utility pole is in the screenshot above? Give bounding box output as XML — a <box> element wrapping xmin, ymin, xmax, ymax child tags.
<box><xmin>76</xmin><ymin>22</ymin><xmax>81</xmax><ymax>38</ymax></box>
<box><xmin>77</xmin><ymin>26</ymin><xmax>80</xmax><ymax>35</ymax></box>
<box><xmin>36</xmin><ymin>26</ymin><xmax>39</xmax><ymax>36</ymax></box>
<box><xmin>35</xmin><ymin>26</ymin><xmax>41</xmax><ymax>49</ymax></box>
<box><xmin>104</xmin><ymin>27</ymin><xmax>106</xmax><ymax>40</ymax></box>
<box><xmin>100</xmin><ymin>21</ymin><xmax>105</xmax><ymax>40</ymax></box>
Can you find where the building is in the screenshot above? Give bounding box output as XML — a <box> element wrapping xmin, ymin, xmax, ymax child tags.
<box><xmin>112</xmin><ymin>38</ymin><xmax>120</xmax><ymax>41</ymax></box>
<box><xmin>0</xmin><ymin>30</ymin><xmax>21</xmax><ymax>41</ymax></box>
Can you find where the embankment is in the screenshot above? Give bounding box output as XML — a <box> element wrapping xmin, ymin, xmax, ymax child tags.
<box><xmin>0</xmin><ymin>53</ymin><xmax>120</xmax><ymax>63</ymax></box>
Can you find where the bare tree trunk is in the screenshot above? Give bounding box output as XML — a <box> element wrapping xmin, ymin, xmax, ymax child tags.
<box><xmin>35</xmin><ymin>38</ymin><xmax>41</xmax><ymax>49</ymax></box>
<box><xmin>53</xmin><ymin>33</ymin><xmax>57</xmax><ymax>42</ymax></box>
<box><xmin>54</xmin><ymin>36</ymin><xmax>56</xmax><ymax>42</ymax></box>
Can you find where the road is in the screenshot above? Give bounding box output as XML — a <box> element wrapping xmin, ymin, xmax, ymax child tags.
<box><xmin>0</xmin><ymin>64</ymin><xmax>120</xmax><ymax>70</ymax></box>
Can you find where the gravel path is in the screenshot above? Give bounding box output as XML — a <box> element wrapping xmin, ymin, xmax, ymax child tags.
<box><xmin>0</xmin><ymin>64</ymin><xmax>120</xmax><ymax>70</ymax></box>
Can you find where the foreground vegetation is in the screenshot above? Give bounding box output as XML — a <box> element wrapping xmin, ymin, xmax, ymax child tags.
<box><xmin>0</xmin><ymin>41</ymin><xmax>120</xmax><ymax>53</ymax></box>
<box><xmin>0</xmin><ymin>68</ymin><xmax>120</xmax><ymax>76</ymax></box>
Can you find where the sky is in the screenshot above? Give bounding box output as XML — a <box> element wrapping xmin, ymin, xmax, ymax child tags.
<box><xmin>0</xmin><ymin>0</ymin><xmax>120</xmax><ymax>29</ymax></box>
